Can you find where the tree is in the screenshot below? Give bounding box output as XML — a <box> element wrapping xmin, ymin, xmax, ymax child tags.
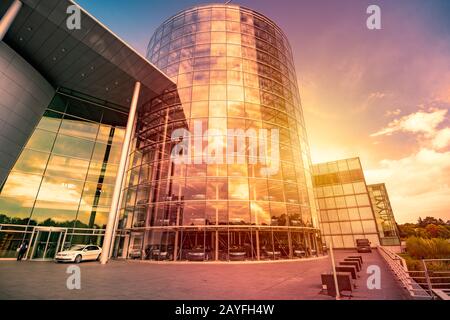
<box><xmin>418</xmin><ymin>216</ymin><xmax>445</xmax><ymax>227</ymax></box>
<box><xmin>398</xmin><ymin>223</ymin><xmax>417</xmax><ymax>239</ymax></box>
<box><xmin>425</xmin><ymin>224</ymin><xmax>450</xmax><ymax>238</ymax></box>
<box><xmin>0</xmin><ymin>214</ymin><xmax>11</xmax><ymax>224</ymax></box>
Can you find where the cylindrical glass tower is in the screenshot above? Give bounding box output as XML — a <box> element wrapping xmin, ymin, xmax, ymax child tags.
<box><xmin>117</xmin><ymin>4</ymin><xmax>321</xmax><ymax>262</ymax></box>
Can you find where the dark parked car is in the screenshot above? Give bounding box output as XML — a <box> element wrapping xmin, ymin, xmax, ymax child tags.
<box><xmin>293</xmin><ymin>246</ymin><xmax>306</xmax><ymax>258</ymax></box>
<box><xmin>262</xmin><ymin>246</ymin><xmax>281</xmax><ymax>259</ymax></box>
<box><xmin>147</xmin><ymin>246</ymin><xmax>173</xmax><ymax>261</ymax></box>
<box><xmin>356</xmin><ymin>239</ymin><xmax>372</xmax><ymax>253</ymax></box>
<box><xmin>186</xmin><ymin>246</ymin><xmax>211</xmax><ymax>261</ymax></box>
<box><xmin>229</xmin><ymin>246</ymin><xmax>247</xmax><ymax>261</ymax></box>
<box><xmin>128</xmin><ymin>248</ymin><xmax>142</xmax><ymax>259</ymax></box>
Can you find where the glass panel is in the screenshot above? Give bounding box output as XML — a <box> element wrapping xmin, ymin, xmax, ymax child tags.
<box><xmin>13</xmin><ymin>149</ymin><xmax>49</xmax><ymax>175</ymax></box>
<box><xmin>52</xmin><ymin>135</ymin><xmax>95</xmax><ymax>159</ymax></box>
<box><xmin>205</xmin><ymin>201</ymin><xmax>227</xmax><ymax>225</ymax></box>
<box><xmin>25</xmin><ymin>129</ymin><xmax>56</xmax><ymax>153</ymax></box>
<box><xmin>182</xmin><ymin>202</ymin><xmax>206</xmax><ymax>225</ymax></box>
<box><xmin>228</xmin><ymin>202</ymin><xmax>250</xmax><ymax>225</ymax></box>
<box><xmin>37</xmin><ymin>111</ymin><xmax>63</xmax><ymax>132</ymax></box>
<box><xmin>59</xmin><ymin>116</ymin><xmax>99</xmax><ymax>141</ymax></box>
<box><xmin>362</xmin><ymin>220</ymin><xmax>377</xmax><ymax>233</ymax></box>
<box><xmin>46</xmin><ymin>155</ymin><xmax>89</xmax><ymax>180</ymax></box>
<box><xmin>356</xmin><ymin>194</ymin><xmax>370</xmax><ymax>206</ymax></box>
<box><xmin>0</xmin><ymin>172</ymin><xmax>42</xmax><ymax>221</ymax></box>
<box><xmin>351</xmin><ymin>221</ymin><xmax>363</xmax><ymax>234</ymax></box>
<box><xmin>228</xmin><ymin>178</ymin><xmax>249</xmax><ymax>200</ymax></box>
<box><xmin>250</xmin><ymin>201</ymin><xmax>270</xmax><ymax>225</ymax></box>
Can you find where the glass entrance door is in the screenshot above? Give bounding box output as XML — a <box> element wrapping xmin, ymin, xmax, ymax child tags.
<box><xmin>26</xmin><ymin>227</ymin><xmax>67</xmax><ymax>261</ymax></box>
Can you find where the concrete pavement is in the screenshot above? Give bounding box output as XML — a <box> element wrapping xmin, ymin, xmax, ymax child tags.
<box><xmin>0</xmin><ymin>249</ymin><xmax>409</xmax><ymax>300</ymax></box>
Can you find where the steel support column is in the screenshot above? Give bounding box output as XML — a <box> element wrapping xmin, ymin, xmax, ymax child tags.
<box><xmin>0</xmin><ymin>0</ymin><xmax>22</xmax><ymax>41</ymax></box>
<box><xmin>101</xmin><ymin>81</ymin><xmax>141</xmax><ymax>264</ymax></box>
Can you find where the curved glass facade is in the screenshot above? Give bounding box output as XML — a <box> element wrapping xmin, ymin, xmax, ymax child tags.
<box><xmin>117</xmin><ymin>4</ymin><xmax>321</xmax><ymax>261</ymax></box>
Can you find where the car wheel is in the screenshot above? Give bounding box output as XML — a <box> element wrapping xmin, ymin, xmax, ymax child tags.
<box><xmin>74</xmin><ymin>255</ymin><xmax>82</xmax><ymax>264</ymax></box>
<box><xmin>96</xmin><ymin>254</ymin><xmax>101</xmax><ymax>261</ymax></box>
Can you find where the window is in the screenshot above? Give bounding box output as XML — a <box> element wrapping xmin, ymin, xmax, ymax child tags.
<box><xmin>190</xmin><ymin>101</ymin><xmax>208</xmax><ymax>118</ymax></box>
<box><xmin>46</xmin><ymin>155</ymin><xmax>89</xmax><ymax>180</ymax></box>
<box><xmin>209</xmin><ymin>101</ymin><xmax>227</xmax><ymax>118</ymax></box>
<box><xmin>244</xmin><ymin>87</ymin><xmax>260</xmax><ymax>103</ymax></box>
<box><xmin>26</xmin><ymin>129</ymin><xmax>56</xmax><ymax>153</ymax></box>
<box><xmin>210</xmin><ymin>43</ymin><xmax>226</xmax><ymax>56</ymax></box>
<box><xmin>206</xmin><ymin>178</ymin><xmax>228</xmax><ymax>200</ymax></box>
<box><xmin>184</xmin><ymin>178</ymin><xmax>207</xmax><ymax>200</ymax></box>
<box><xmin>227</xmin><ymin>44</ymin><xmax>241</xmax><ymax>57</ymax></box>
<box><xmin>209</xmin><ymin>84</ymin><xmax>227</xmax><ymax>100</ymax></box>
<box><xmin>351</xmin><ymin>221</ymin><xmax>363</xmax><ymax>233</ymax></box>
<box><xmin>359</xmin><ymin>207</ymin><xmax>374</xmax><ymax>219</ymax></box>
<box><xmin>356</xmin><ymin>194</ymin><xmax>370</xmax><ymax>206</ymax></box>
<box><xmin>228</xmin><ymin>202</ymin><xmax>250</xmax><ymax>225</ymax></box>
<box><xmin>340</xmin><ymin>222</ymin><xmax>352</xmax><ymax>234</ymax></box>
<box><xmin>362</xmin><ymin>220</ymin><xmax>377</xmax><ymax>233</ymax></box>
<box><xmin>227</xmin><ymin>32</ymin><xmax>241</xmax><ymax>45</ymax></box>
<box><xmin>211</xmin><ymin>20</ymin><xmax>225</xmax><ymax>31</ymax></box>
<box><xmin>353</xmin><ymin>182</ymin><xmax>367</xmax><ymax>194</ymax></box>
<box><xmin>251</xmin><ymin>201</ymin><xmax>270</xmax><ymax>225</ymax></box>
<box><xmin>192</xmin><ymin>85</ymin><xmax>209</xmax><ymax>101</ymax></box>
<box><xmin>13</xmin><ymin>149</ymin><xmax>49</xmax><ymax>175</ymax></box>
<box><xmin>182</xmin><ymin>202</ymin><xmax>206</xmax><ymax>225</ymax></box>
<box><xmin>228</xmin><ymin>178</ymin><xmax>249</xmax><ymax>200</ymax></box>
<box><xmin>345</xmin><ymin>195</ymin><xmax>357</xmax><ymax>207</ymax></box>
<box><xmin>52</xmin><ymin>135</ymin><xmax>95</xmax><ymax>160</ymax></box>
<box><xmin>211</xmin><ymin>32</ymin><xmax>226</xmax><ymax>43</ymax></box>
<box><xmin>193</xmin><ymin>71</ymin><xmax>209</xmax><ymax>85</ymax></box>
<box><xmin>227</xmin><ymin>85</ymin><xmax>244</xmax><ymax>101</ymax></box>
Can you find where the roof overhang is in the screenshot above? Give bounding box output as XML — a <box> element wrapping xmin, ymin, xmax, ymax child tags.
<box><xmin>0</xmin><ymin>0</ymin><xmax>174</xmax><ymax>109</ymax></box>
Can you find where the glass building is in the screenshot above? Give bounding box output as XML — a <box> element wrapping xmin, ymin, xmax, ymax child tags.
<box><xmin>0</xmin><ymin>1</ymin><xmax>400</xmax><ymax>262</ymax></box>
<box><xmin>0</xmin><ymin>90</ymin><xmax>127</xmax><ymax>258</ymax></box>
<box><xmin>115</xmin><ymin>4</ymin><xmax>322</xmax><ymax>261</ymax></box>
<box><xmin>367</xmin><ymin>183</ymin><xmax>401</xmax><ymax>246</ymax></box>
<box><xmin>312</xmin><ymin>158</ymin><xmax>382</xmax><ymax>249</ymax></box>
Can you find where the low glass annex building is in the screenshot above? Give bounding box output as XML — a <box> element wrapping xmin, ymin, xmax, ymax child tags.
<box><xmin>0</xmin><ymin>0</ymin><xmax>173</xmax><ymax>261</ymax></box>
<box><xmin>312</xmin><ymin>158</ymin><xmax>400</xmax><ymax>249</ymax></box>
<box><xmin>0</xmin><ymin>1</ymin><xmax>399</xmax><ymax>262</ymax></box>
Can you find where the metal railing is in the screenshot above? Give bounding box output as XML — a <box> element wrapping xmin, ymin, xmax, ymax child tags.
<box><xmin>431</xmin><ymin>289</ymin><xmax>450</xmax><ymax>300</ymax></box>
<box><xmin>378</xmin><ymin>245</ymin><xmax>431</xmax><ymax>299</ymax></box>
<box><xmin>418</xmin><ymin>259</ymin><xmax>450</xmax><ymax>299</ymax></box>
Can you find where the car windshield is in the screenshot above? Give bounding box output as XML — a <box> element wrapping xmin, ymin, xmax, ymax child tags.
<box><xmin>69</xmin><ymin>245</ymin><xmax>85</xmax><ymax>251</ymax></box>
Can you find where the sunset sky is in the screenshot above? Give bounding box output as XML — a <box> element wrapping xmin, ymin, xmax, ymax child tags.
<box><xmin>77</xmin><ymin>0</ymin><xmax>450</xmax><ymax>224</ymax></box>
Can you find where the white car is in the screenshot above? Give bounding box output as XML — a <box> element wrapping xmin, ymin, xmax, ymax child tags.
<box><xmin>55</xmin><ymin>245</ymin><xmax>102</xmax><ymax>263</ymax></box>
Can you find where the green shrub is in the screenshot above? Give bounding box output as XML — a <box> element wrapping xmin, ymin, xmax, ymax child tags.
<box><xmin>406</xmin><ymin>236</ymin><xmax>450</xmax><ymax>260</ymax></box>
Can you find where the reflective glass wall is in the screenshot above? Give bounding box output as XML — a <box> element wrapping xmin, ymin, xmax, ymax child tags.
<box><xmin>0</xmin><ymin>91</ymin><xmax>126</xmax><ymax>257</ymax></box>
<box><xmin>312</xmin><ymin>158</ymin><xmax>381</xmax><ymax>248</ymax></box>
<box><xmin>368</xmin><ymin>184</ymin><xmax>400</xmax><ymax>246</ymax></box>
<box><xmin>117</xmin><ymin>4</ymin><xmax>322</xmax><ymax>262</ymax></box>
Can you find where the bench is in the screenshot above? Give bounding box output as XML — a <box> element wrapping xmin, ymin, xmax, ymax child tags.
<box><xmin>344</xmin><ymin>258</ymin><xmax>362</xmax><ymax>269</ymax></box>
<box><xmin>340</xmin><ymin>261</ymin><xmax>361</xmax><ymax>272</ymax></box>
<box><xmin>348</xmin><ymin>255</ymin><xmax>363</xmax><ymax>264</ymax></box>
<box><xmin>335</xmin><ymin>265</ymin><xmax>358</xmax><ymax>280</ymax></box>
<box><xmin>321</xmin><ymin>273</ymin><xmax>353</xmax><ymax>297</ymax></box>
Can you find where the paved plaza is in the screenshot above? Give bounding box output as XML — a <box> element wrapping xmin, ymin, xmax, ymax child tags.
<box><xmin>0</xmin><ymin>250</ymin><xmax>409</xmax><ymax>300</ymax></box>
